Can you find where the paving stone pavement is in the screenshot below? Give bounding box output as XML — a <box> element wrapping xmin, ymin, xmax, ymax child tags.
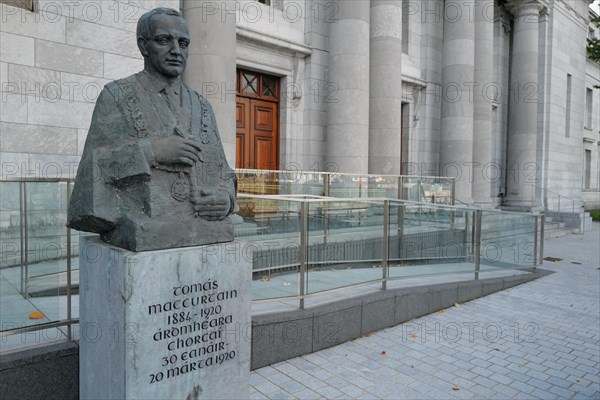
<box><xmin>249</xmin><ymin>222</ymin><xmax>600</xmax><ymax>399</ymax></box>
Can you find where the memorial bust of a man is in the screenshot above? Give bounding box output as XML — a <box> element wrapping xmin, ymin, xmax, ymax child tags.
<box><xmin>67</xmin><ymin>7</ymin><xmax>236</xmax><ymax>251</ymax></box>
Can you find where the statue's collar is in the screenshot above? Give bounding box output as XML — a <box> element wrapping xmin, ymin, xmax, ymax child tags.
<box><xmin>139</xmin><ymin>70</ymin><xmax>181</xmax><ymax>96</ymax></box>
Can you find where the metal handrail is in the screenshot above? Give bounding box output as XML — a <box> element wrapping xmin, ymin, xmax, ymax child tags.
<box><xmin>520</xmin><ymin>183</ymin><xmax>579</xmax><ymax>214</ymax></box>
<box><xmin>238</xmin><ymin>193</ymin><xmax>538</xmax><ymax>217</ymax></box>
<box><xmin>545</xmin><ymin>191</ymin><xmax>576</xmax><ymax>214</ymax></box>
<box><xmin>0</xmin><ymin>177</ymin><xmax>74</xmax><ymax>182</ymax></box>
<box><xmin>236</xmin><ymin>169</ymin><xmax>456</xmax><ymax>206</ymax></box>
<box><xmin>544</xmin><ymin>188</ymin><xmax>577</xmax><ymax>202</ymax></box>
<box><xmin>235</xmin><ymin>168</ymin><xmax>457</xmax><ymax>181</ymax></box>
<box><xmin>1</xmin><ymin>171</ymin><xmax>457</xmax><ymax>185</ymax></box>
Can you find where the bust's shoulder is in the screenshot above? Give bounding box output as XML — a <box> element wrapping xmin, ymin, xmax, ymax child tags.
<box><xmin>102</xmin><ymin>73</ymin><xmax>142</xmax><ymax>99</ymax></box>
<box><xmin>106</xmin><ymin>73</ymin><xmax>139</xmax><ymax>87</ymax></box>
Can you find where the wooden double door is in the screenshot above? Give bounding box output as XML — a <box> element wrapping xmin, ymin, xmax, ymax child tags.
<box><xmin>235</xmin><ymin>69</ymin><xmax>279</xmax><ymax>170</ymax></box>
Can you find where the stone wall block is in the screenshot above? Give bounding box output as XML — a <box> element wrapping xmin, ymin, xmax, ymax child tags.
<box><xmin>0</xmin><ymin>122</ymin><xmax>78</xmax><ymax>155</ymax></box>
<box><xmin>0</xmin><ymin>3</ymin><xmax>66</xmax><ymax>42</ymax></box>
<box><xmin>35</xmin><ymin>40</ymin><xmax>103</xmax><ymax>77</ymax></box>
<box><xmin>1</xmin><ymin>32</ymin><xmax>35</xmax><ymax>66</ymax></box>
<box><xmin>66</xmin><ymin>19</ymin><xmax>138</xmax><ymax>57</ymax></box>
<box><xmin>28</xmin><ymin>98</ymin><xmax>94</xmax><ymax>130</ymax></box>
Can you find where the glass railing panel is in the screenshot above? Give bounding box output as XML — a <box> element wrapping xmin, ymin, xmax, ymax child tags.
<box><xmin>366</xmin><ymin>175</ymin><xmax>399</xmax><ymax>199</ymax></box>
<box><xmin>0</xmin><ymin>181</ymin><xmax>65</xmax><ymax>333</ymax></box>
<box><xmin>1</xmin><ymin>181</ymin><xmax>28</xmax><ymax>332</ymax></box>
<box><xmin>236</xmin><ymin>169</ymin><xmax>326</xmax><ymax>196</ymax></box>
<box><xmin>327</xmin><ymin>174</ymin><xmax>374</xmax><ymax>199</ymax></box>
<box><xmin>401</xmin><ymin>177</ymin><xmax>425</xmax><ymax>202</ymax></box>
<box><xmin>305</xmin><ymin>200</ymin><xmax>384</xmax><ymax>294</ymax></box>
<box><xmin>400</xmin><ymin>177</ymin><xmax>454</xmax><ymax>204</ymax></box>
<box><xmin>422</xmin><ymin>177</ymin><xmax>454</xmax><ymax>205</ymax></box>
<box><xmin>234</xmin><ymin>195</ymin><xmax>303</xmax><ymax>239</ymax></box>
<box><xmin>236</xmin><ymin>170</ymin><xmax>278</xmax><ymax>195</ymax></box>
<box><xmin>388</xmin><ymin>202</ymin><xmax>476</xmax><ymax>281</ymax></box>
<box><xmin>235</xmin><ymin>170</ymin><xmax>456</xmax><ymax>204</ymax></box>
<box><xmin>479</xmin><ymin>210</ymin><xmax>537</xmax><ymax>271</ymax></box>
<box><xmin>234</xmin><ymin>195</ymin><xmax>301</xmax><ymax>301</ymax></box>
<box><xmin>279</xmin><ymin>170</ymin><xmax>326</xmax><ymax>196</ymax></box>
<box><xmin>0</xmin><ymin>182</ymin><xmax>21</xmax><ymax>270</ymax></box>
<box><xmin>22</xmin><ymin>182</ymin><xmax>65</xmax><ymax>323</ymax></box>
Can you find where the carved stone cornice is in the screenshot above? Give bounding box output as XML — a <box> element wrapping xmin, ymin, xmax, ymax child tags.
<box><xmin>505</xmin><ymin>0</ymin><xmax>545</xmax><ymax>19</ymax></box>
<box><xmin>538</xmin><ymin>6</ymin><xmax>550</xmax><ymax>23</ymax></box>
<box><xmin>495</xmin><ymin>5</ymin><xmax>512</xmax><ymax>33</ymax></box>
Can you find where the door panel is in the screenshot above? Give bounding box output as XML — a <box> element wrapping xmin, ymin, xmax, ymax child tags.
<box><xmin>235</xmin><ymin>98</ymin><xmax>250</xmax><ymax>169</ymax></box>
<box><xmin>254</xmin><ymin>105</ymin><xmax>274</xmax><ymax>131</ymax></box>
<box><xmin>236</xmin><ymin>97</ymin><xmax>278</xmax><ymax>170</ymax></box>
<box><xmin>254</xmin><ymin>137</ymin><xmax>274</xmax><ymax>171</ymax></box>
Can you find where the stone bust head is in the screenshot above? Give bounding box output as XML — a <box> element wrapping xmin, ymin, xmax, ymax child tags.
<box><xmin>136</xmin><ymin>8</ymin><xmax>190</xmax><ymax>81</ymax></box>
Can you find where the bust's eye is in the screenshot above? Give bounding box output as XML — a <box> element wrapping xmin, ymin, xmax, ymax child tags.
<box><xmin>155</xmin><ymin>37</ymin><xmax>170</xmax><ymax>45</ymax></box>
<box><xmin>179</xmin><ymin>40</ymin><xmax>190</xmax><ymax>49</ymax></box>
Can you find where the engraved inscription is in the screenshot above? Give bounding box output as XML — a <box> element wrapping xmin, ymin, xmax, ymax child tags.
<box><xmin>146</xmin><ymin>278</ymin><xmax>239</xmax><ymax>384</ymax></box>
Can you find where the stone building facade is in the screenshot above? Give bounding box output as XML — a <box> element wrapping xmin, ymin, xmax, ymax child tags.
<box><xmin>0</xmin><ymin>0</ymin><xmax>599</xmax><ymax>211</ymax></box>
<box><xmin>584</xmin><ymin>7</ymin><xmax>600</xmax><ymax>210</ymax></box>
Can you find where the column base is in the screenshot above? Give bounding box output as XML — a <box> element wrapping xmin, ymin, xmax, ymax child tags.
<box><xmin>499</xmin><ymin>202</ymin><xmax>544</xmax><ymax>213</ymax></box>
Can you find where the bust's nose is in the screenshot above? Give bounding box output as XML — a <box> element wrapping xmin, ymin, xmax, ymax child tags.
<box><xmin>169</xmin><ymin>40</ymin><xmax>182</xmax><ymax>55</ymax></box>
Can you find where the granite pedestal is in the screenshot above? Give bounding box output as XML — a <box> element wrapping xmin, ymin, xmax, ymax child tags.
<box><xmin>79</xmin><ymin>237</ymin><xmax>251</xmax><ymax>400</ymax></box>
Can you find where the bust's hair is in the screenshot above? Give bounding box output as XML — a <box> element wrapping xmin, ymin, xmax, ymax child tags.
<box><xmin>137</xmin><ymin>8</ymin><xmax>183</xmax><ymax>39</ymax></box>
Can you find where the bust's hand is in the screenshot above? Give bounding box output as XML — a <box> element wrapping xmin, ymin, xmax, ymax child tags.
<box><xmin>192</xmin><ymin>189</ymin><xmax>231</xmax><ymax>221</ymax></box>
<box><xmin>151</xmin><ymin>136</ymin><xmax>201</xmax><ymax>166</ymax></box>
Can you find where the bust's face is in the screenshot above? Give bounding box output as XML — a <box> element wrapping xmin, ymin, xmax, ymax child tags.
<box><xmin>141</xmin><ymin>14</ymin><xmax>190</xmax><ymax>79</ymax></box>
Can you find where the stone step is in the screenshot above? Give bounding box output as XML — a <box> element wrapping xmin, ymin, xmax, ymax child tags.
<box><xmin>543</xmin><ymin>216</ymin><xmax>573</xmax><ymax>239</ymax></box>
<box><xmin>544</xmin><ymin>228</ymin><xmax>570</xmax><ymax>240</ymax></box>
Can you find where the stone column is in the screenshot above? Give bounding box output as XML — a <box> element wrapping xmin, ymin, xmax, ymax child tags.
<box><xmin>368</xmin><ymin>0</ymin><xmax>402</xmax><ymax>175</ymax></box>
<box><xmin>505</xmin><ymin>0</ymin><xmax>543</xmax><ymax>208</ymax></box>
<box><xmin>492</xmin><ymin>9</ymin><xmax>512</xmax><ymax>206</ymax></box>
<box><xmin>440</xmin><ymin>0</ymin><xmax>475</xmax><ymax>204</ymax></box>
<box><xmin>326</xmin><ymin>0</ymin><xmax>370</xmax><ymax>174</ymax></box>
<box><xmin>182</xmin><ymin>0</ymin><xmax>237</xmax><ymax>165</ymax></box>
<box><xmin>472</xmin><ymin>0</ymin><xmax>494</xmax><ymax>205</ymax></box>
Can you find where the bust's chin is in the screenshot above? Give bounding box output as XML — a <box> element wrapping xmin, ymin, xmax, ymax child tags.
<box><xmin>163</xmin><ymin>65</ymin><xmax>185</xmax><ymax>78</ymax></box>
<box><xmin>157</xmin><ymin>70</ymin><xmax>183</xmax><ymax>80</ymax></box>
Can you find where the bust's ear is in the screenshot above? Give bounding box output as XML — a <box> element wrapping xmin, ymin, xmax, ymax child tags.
<box><xmin>137</xmin><ymin>37</ymin><xmax>148</xmax><ymax>58</ymax></box>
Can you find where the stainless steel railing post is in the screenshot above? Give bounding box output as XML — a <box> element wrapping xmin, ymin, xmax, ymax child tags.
<box><xmin>474</xmin><ymin>210</ymin><xmax>482</xmax><ymax>280</ymax></box>
<box><xmin>533</xmin><ymin>214</ymin><xmax>539</xmax><ymax>270</ymax></box>
<box><xmin>23</xmin><ymin>182</ymin><xmax>29</xmax><ymax>298</ymax></box>
<box><xmin>471</xmin><ymin>211</ymin><xmax>476</xmax><ymax>257</ymax></box>
<box><xmin>398</xmin><ymin>176</ymin><xmax>403</xmax><ymax>200</ymax></box>
<box><xmin>539</xmin><ymin>214</ymin><xmax>545</xmax><ymax>265</ymax></box>
<box><xmin>464</xmin><ymin>212</ymin><xmax>470</xmax><ymax>260</ymax></box>
<box><xmin>398</xmin><ymin>202</ymin><xmax>405</xmax><ymax>245</ymax></box>
<box><xmin>382</xmin><ymin>200</ymin><xmax>389</xmax><ymax>290</ymax></box>
<box><xmin>299</xmin><ymin>201</ymin><xmax>308</xmax><ymax>309</ymax></box>
<box><xmin>19</xmin><ymin>182</ymin><xmax>25</xmax><ymax>295</ymax></box>
<box><xmin>66</xmin><ymin>181</ymin><xmax>73</xmax><ymax>341</ymax></box>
